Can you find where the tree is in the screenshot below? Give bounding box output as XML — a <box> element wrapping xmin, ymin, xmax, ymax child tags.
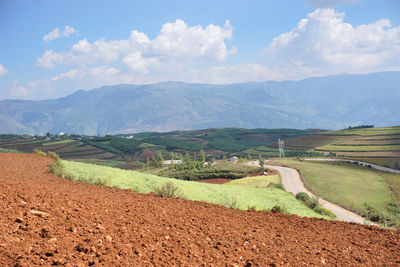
<box><xmin>258</xmin><ymin>153</ymin><xmax>264</xmax><ymax>167</ymax></box>
<box><xmin>184</xmin><ymin>152</ymin><xmax>191</xmax><ymax>163</ymax></box>
<box><xmin>145</xmin><ymin>156</ymin><xmax>150</xmax><ymax>170</ymax></box>
<box><xmin>247</xmin><ymin>152</ymin><xmax>252</xmax><ymax>160</ymax></box>
<box><xmin>200</xmin><ymin>149</ymin><xmax>206</xmax><ymax>163</ymax></box>
<box><xmin>157</xmin><ymin>153</ymin><xmax>164</xmax><ymax>167</ymax></box>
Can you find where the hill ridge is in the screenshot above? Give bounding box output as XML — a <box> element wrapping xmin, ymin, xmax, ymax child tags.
<box><xmin>0</xmin><ymin>71</ymin><xmax>399</xmax><ymax>135</ymax></box>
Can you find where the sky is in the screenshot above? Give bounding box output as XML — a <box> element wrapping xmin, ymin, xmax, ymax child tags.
<box><xmin>0</xmin><ymin>0</ymin><xmax>399</xmax><ymax>100</ymax></box>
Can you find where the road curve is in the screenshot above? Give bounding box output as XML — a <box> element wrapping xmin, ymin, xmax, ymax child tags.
<box><xmin>264</xmin><ymin>164</ymin><xmax>367</xmax><ymax>224</ymax></box>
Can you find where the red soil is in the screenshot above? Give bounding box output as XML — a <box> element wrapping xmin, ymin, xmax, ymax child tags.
<box><xmin>198</xmin><ymin>178</ymin><xmax>232</xmax><ymax>184</ymax></box>
<box><xmin>1</xmin><ymin>153</ymin><xmax>399</xmax><ymax>266</ymax></box>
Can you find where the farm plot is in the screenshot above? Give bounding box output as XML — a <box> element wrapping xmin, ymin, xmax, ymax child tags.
<box><xmin>269</xmin><ymin>158</ymin><xmax>400</xmax><ymax>226</ymax></box>
<box><xmin>2</xmin><ymin>153</ymin><xmax>399</xmax><ymax>266</ymax></box>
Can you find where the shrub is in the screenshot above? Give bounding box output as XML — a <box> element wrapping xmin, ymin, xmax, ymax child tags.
<box><xmin>309</xmin><ymin>196</ymin><xmax>321</xmax><ymax>210</ymax></box>
<box><xmin>314</xmin><ymin>206</ymin><xmax>336</xmax><ymax>218</ymax></box>
<box><xmin>47</xmin><ymin>151</ymin><xmax>60</xmax><ymax>161</ymax></box>
<box><xmin>270</xmin><ymin>203</ymin><xmax>288</xmax><ymax>213</ymax></box>
<box><xmin>49</xmin><ymin>160</ymin><xmax>64</xmax><ymax>177</ymax></box>
<box><xmin>363</xmin><ymin>203</ymin><xmax>383</xmax><ymax>222</ymax></box>
<box><xmin>228</xmin><ymin>197</ymin><xmax>238</xmax><ymax>209</ymax></box>
<box><xmin>295</xmin><ymin>192</ymin><xmax>335</xmax><ymax>217</ymax></box>
<box><xmin>77</xmin><ymin>175</ymin><xmax>111</xmax><ymax>186</ymax></box>
<box><xmin>296</xmin><ymin>192</ymin><xmax>311</xmax><ymax>202</ymax></box>
<box><xmin>49</xmin><ymin>160</ymin><xmax>74</xmax><ymax>180</ymax></box>
<box><xmin>247</xmin><ymin>205</ymin><xmax>257</xmax><ymax>211</ymax></box>
<box><xmin>388</xmin><ymin>202</ymin><xmax>400</xmax><ymax>216</ymax></box>
<box><xmin>34</xmin><ymin>149</ymin><xmax>47</xmax><ymax>156</ymax></box>
<box><xmin>155</xmin><ymin>182</ymin><xmax>182</xmax><ymax>198</ymax></box>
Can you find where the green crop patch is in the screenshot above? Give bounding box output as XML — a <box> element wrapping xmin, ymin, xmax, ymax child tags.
<box><xmin>319</xmin><ymin>126</ymin><xmax>400</xmax><ymax>136</ymax></box>
<box><xmin>43</xmin><ymin>139</ymin><xmax>74</xmax><ymax>146</ymax></box>
<box><xmin>62</xmin><ymin>160</ymin><xmax>328</xmax><ymax>218</ymax></box>
<box><xmin>0</xmin><ymin>148</ymin><xmax>23</xmax><ymax>153</ymax></box>
<box><xmin>317</xmin><ymin>144</ymin><xmax>400</xmax><ymax>152</ymax></box>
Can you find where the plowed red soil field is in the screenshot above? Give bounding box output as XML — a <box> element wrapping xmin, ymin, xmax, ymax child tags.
<box><xmin>1</xmin><ymin>153</ymin><xmax>399</xmax><ymax>266</ymax></box>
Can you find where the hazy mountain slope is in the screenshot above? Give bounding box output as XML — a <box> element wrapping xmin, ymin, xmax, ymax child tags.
<box><xmin>0</xmin><ymin>71</ymin><xmax>399</xmax><ymax>135</ymax></box>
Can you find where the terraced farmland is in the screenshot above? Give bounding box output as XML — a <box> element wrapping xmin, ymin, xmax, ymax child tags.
<box><xmin>320</xmin><ymin>126</ymin><xmax>400</xmax><ymax>136</ymax></box>
<box><xmin>270</xmin><ymin>126</ymin><xmax>400</xmax><ymax>169</ymax></box>
<box><xmin>0</xmin><ymin>138</ymin><xmax>123</xmax><ymax>161</ymax></box>
<box><xmin>316</xmin><ymin>144</ymin><xmax>400</xmax><ymax>152</ymax></box>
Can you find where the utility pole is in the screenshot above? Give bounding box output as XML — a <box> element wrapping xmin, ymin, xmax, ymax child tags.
<box><xmin>278</xmin><ymin>138</ymin><xmax>285</xmax><ymax>158</ymax></box>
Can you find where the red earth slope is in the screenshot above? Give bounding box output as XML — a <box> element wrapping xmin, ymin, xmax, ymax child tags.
<box><xmin>0</xmin><ymin>153</ymin><xmax>399</xmax><ymax>266</ymax></box>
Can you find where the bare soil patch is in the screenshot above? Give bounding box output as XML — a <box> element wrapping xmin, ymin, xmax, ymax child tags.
<box><xmin>0</xmin><ymin>153</ymin><xmax>399</xmax><ymax>266</ymax></box>
<box><xmin>198</xmin><ymin>178</ymin><xmax>232</xmax><ymax>184</ymax></box>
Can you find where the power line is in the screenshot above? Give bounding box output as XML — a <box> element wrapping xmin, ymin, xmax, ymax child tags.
<box><xmin>278</xmin><ymin>138</ymin><xmax>285</xmax><ymax>158</ymax></box>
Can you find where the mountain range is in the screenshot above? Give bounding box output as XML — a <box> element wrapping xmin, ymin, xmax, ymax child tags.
<box><xmin>1</xmin><ymin>71</ymin><xmax>399</xmax><ymax>135</ymax></box>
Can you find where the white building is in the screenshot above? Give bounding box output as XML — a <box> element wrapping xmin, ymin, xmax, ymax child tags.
<box><xmin>230</xmin><ymin>156</ymin><xmax>238</xmax><ymax>163</ymax></box>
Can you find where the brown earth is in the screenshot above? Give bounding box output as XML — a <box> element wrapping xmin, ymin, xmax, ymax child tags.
<box><xmin>198</xmin><ymin>178</ymin><xmax>232</xmax><ymax>184</ymax></box>
<box><xmin>1</xmin><ymin>153</ymin><xmax>399</xmax><ymax>266</ymax></box>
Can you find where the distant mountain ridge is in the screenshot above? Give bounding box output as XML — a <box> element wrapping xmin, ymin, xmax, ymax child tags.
<box><xmin>1</xmin><ymin>71</ymin><xmax>399</xmax><ymax>135</ymax></box>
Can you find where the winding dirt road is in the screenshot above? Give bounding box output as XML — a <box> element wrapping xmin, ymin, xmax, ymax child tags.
<box><xmin>246</xmin><ymin>160</ymin><xmax>367</xmax><ymax>224</ymax></box>
<box><xmin>265</xmin><ymin>164</ymin><xmax>366</xmax><ymax>224</ymax></box>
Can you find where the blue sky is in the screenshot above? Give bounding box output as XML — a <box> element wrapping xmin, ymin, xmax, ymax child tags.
<box><xmin>1</xmin><ymin>0</ymin><xmax>399</xmax><ymax>100</ymax></box>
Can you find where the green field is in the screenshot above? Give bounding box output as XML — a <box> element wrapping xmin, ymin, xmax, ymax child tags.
<box><xmin>225</xmin><ymin>175</ymin><xmax>280</xmax><ymax>188</ymax></box>
<box><xmin>0</xmin><ymin>147</ymin><xmax>22</xmax><ymax>153</ymax></box>
<box><xmin>317</xmin><ymin>144</ymin><xmax>400</xmax><ymax>151</ymax></box>
<box><xmin>320</xmin><ymin>126</ymin><xmax>400</xmax><ymax>136</ymax></box>
<box><xmin>42</xmin><ymin>139</ymin><xmax>75</xmax><ymax>146</ymax></box>
<box><xmin>349</xmin><ymin>157</ymin><xmax>400</xmax><ymax>170</ymax></box>
<box><xmin>155</xmin><ymin>161</ymin><xmax>264</xmax><ymax>180</ymax></box>
<box><xmin>269</xmin><ymin>158</ymin><xmax>400</xmax><ymax>226</ymax></box>
<box><xmin>62</xmin><ymin>160</ymin><xmax>328</xmax><ymax>218</ymax></box>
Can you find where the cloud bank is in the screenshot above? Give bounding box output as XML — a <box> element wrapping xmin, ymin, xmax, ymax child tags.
<box><xmin>264</xmin><ymin>8</ymin><xmax>400</xmax><ymax>75</ymax></box>
<box><xmin>8</xmin><ymin>10</ymin><xmax>399</xmax><ymax>100</ymax></box>
<box><xmin>37</xmin><ymin>20</ymin><xmax>235</xmax><ymax>72</ymax></box>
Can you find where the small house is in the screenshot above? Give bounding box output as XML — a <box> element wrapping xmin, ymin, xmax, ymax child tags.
<box><xmin>230</xmin><ymin>156</ymin><xmax>238</xmax><ymax>163</ymax></box>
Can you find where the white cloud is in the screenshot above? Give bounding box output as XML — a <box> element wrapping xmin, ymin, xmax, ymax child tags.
<box><xmin>43</xmin><ymin>26</ymin><xmax>77</xmax><ymax>42</ymax></box>
<box><xmin>123</xmin><ymin>52</ymin><xmax>160</xmax><ymax>74</ymax></box>
<box><xmin>36</xmin><ymin>50</ymin><xmax>65</xmax><ymax>68</ymax></box>
<box><xmin>306</xmin><ymin>0</ymin><xmax>361</xmax><ymax>8</ymax></box>
<box><xmin>63</xmin><ymin>26</ymin><xmax>76</xmax><ymax>37</ymax></box>
<box><xmin>14</xmin><ymin>66</ymin><xmax>135</xmax><ymax>100</ymax></box>
<box><xmin>36</xmin><ymin>20</ymin><xmax>235</xmax><ymax>73</ymax></box>
<box><xmin>89</xmin><ymin>65</ymin><xmax>120</xmax><ymax>77</ymax></box>
<box><xmin>151</xmin><ymin>19</ymin><xmax>235</xmax><ymax>61</ymax></box>
<box><xmin>10</xmin><ymin>81</ymin><xmax>28</xmax><ymax>97</ymax></box>
<box><xmin>264</xmin><ymin>8</ymin><xmax>400</xmax><ymax>75</ymax></box>
<box><xmin>43</xmin><ymin>28</ymin><xmax>61</xmax><ymax>42</ymax></box>
<box><xmin>51</xmin><ymin>69</ymin><xmax>85</xmax><ymax>81</ymax></box>
<box><xmin>0</xmin><ymin>64</ymin><xmax>9</xmax><ymax>76</ymax></box>
<box><xmin>186</xmin><ymin>64</ymin><xmax>283</xmax><ymax>84</ymax></box>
